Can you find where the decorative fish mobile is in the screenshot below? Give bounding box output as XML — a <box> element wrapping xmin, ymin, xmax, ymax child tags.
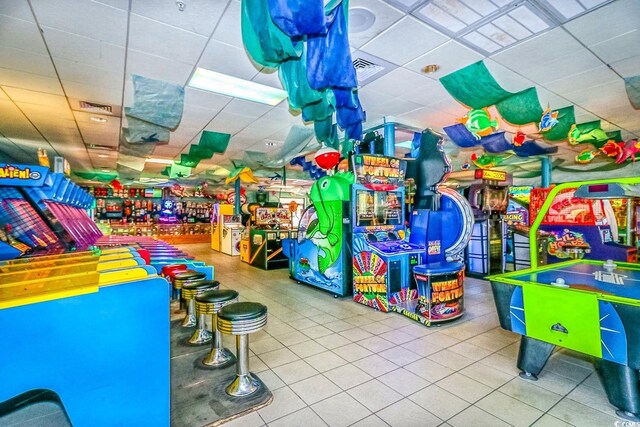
<box><xmin>538</xmin><ymin>108</ymin><xmax>559</xmax><ymax>132</ymax></box>
<box><xmin>458</xmin><ymin>108</ymin><xmax>499</xmax><ymax>140</ymax></box>
<box><xmin>615</xmin><ymin>139</ymin><xmax>640</xmax><ymax>164</ymax></box>
<box><xmin>512</xmin><ymin>131</ymin><xmax>527</xmax><ymax>147</ymax></box>
<box><xmin>575</xmin><ymin>149</ymin><xmax>599</xmax><ymax>164</ymax></box>
<box><xmin>471</xmin><ymin>152</ymin><xmax>511</xmax><ymax>169</ymax></box>
<box><xmin>600</xmin><ymin>140</ymin><xmax>623</xmax><ymax>157</ymax></box>
<box><xmin>568</xmin><ymin>124</ymin><xmax>609</xmax><ymax>145</ymax></box>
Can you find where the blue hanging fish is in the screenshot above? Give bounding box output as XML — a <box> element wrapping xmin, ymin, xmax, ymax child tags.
<box><xmin>539</xmin><ymin>108</ymin><xmax>559</xmax><ymax>132</ymax></box>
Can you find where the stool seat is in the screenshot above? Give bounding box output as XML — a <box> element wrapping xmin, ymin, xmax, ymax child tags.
<box><xmin>218</xmin><ymin>302</ymin><xmax>267</xmax><ymax>322</ymax></box>
<box><xmin>196</xmin><ymin>289</ymin><xmax>239</xmax><ymax>304</ymax></box>
<box><xmin>161</xmin><ymin>264</ymin><xmax>187</xmax><ymax>276</ymax></box>
<box><xmin>413</xmin><ymin>261</ymin><xmax>464</xmax><ymax>276</ymax></box>
<box><xmin>183</xmin><ymin>279</ymin><xmax>220</xmax><ymax>291</ymax></box>
<box><xmin>173</xmin><ymin>270</ymin><xmax>205</xmax><ymax>281</ymax></box>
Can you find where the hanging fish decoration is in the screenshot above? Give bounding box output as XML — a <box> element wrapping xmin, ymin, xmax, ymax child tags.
<box><xmin>615</xmin><ymin>139</ymin><xmax>640</xmax><ymax>164</ymax></box>
<box><xmin>461</xmin><ymin>161</ymin><xmax>471</xmax><ymax>170</ymax></box>
<box><xmin>568</xmin><ymin>124</ymin><xmax>609</xmax><ymax>145</ymax></box>
<box><xmin>458</xmin><ymin>108</ymin><xmax>499</xmax><ymax>140</ymax></box>
<box><xmin>512</xmin><ymin>131</ymin><xmax>526</xmax><ymax>147</ymax></box>
<box><xmin>575</xmin><ymin>149</ymin><xmax>599</xmax><ymax>164</ymax></box>
<box><xmin>600</xmin><ymin>140</ymin><xmax>623</xmax><ymax>157</ymax></box>
<box><xmin>471</xmin><ymin>152</ymin><xmax>511</xmax><ymax>169</ymax></box>
<box><xmin>539</xmin><ymin>108</ymin><xmax>559</xmax><ymax>132</ymax></box>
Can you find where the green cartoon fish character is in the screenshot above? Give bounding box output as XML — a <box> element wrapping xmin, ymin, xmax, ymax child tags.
<box><xmin>308</xmin><ymin>171</ymin><xmax>354</xmax><ymax>274</ymax></box>
<box><xmin>567</xmin><ymin>124</ymin><xmax>609</xmax><ymax>145</ymax></box>
<box><xmin>458</xmin><ymin>108</ymin><xmax>499</xmax><ymax>140</ymax></box>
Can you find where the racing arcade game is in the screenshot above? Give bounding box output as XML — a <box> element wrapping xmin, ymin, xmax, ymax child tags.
<box><xmin>465</xmin><ymin>169</ymin><xmax>510</xmax><ymax>276</ymax></box>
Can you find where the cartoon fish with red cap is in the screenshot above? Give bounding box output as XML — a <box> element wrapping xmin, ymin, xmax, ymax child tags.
<box><xmin>600</xmin><ymin>140</ymin><xmax>623</xmax><ymax>157</ymax></box>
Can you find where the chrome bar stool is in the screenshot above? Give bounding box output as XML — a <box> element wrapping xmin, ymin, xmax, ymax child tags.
<box><xmin>217</xmin><ymin>302</ymin><xmax>268</xmax><ymax>397</ymax></box>
<box><xmin>196</xmin><ymin>289</ymin><xmax>239</xmax><ymax>368</ymax></box>
<box><xmin>173</xmin><ymin>271</ymin><xmax>206</xmax><ymax>326</ymax></box>
<box><xmin>183</xmin><ymin>280</ymin><xmax>220</xmax><ymax>344</ymax></box>
<box><xmin>161</xmin><ymin>264</ymin><xmax>187</xmax><ymax>301</ymax></box>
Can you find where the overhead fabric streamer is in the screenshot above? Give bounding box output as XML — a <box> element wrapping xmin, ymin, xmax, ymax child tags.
<box><xmin>123</xmin><ymin>116</ymin><xmax>170</xmax><ymax>144</ymax></box>
<box><xmin>125</xmin><ymin>75</ymin><xmax>184</xmax><ymax>129</ymax></box>
<box><xmin>279</xmin><ymin>48</ymin><xmax>323</xmax><ymax>110</ymax></box>
<box><xmin>495</xmin><ymin>87</ymin><xmax>544</xmax><ymax>125</ymax></box>
<box><xmin>306</xmin><ymin>2</ymin><xmax>357</xmax><ymax>90</ymax></box>
<box><xmin>302</xmin><ymin>91</ymin><xmax>335</xmax><ymax>122</ymax></box>
<box><xmin>625</xmin><ymin>76</ymin><xmax>640</xmax><ymax>110</ymax></box>
<box><xmin>334</xmin><ymin>88</ymin><xmax>366</xmax><ymax>140</ymax></box>
<box><xmin>241</xmin><ymin>0</ymin><xmax>302</xmax><ymax>68</ymax></box>
<box><xmin>267</xmin><ymin>0</ymin><xmax>326</xmax><ymax>37</ymax></box>
<box><xmin>440</xmin><ymin>61</ymin><xmax>512</xmax><ymax>108</ymax></box>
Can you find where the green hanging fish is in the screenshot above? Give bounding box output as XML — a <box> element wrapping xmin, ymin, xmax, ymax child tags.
<box><xmin>459</xmin><ymin>108</ymin><xmax>499</xmax><ymax>140</ymax></box>
<box><xmin>575</xmin><ymin>148</ymin><xmax>599</xmax><ymax>164</ymax></box>
<box><xmin>308</xmin><ymin>172</ymin><xmax>354</xmax><ymax>274</ymax></box>
<box><xmin>471</xmin><ymin>152</ymin><xmax>511</xmax><ymax>169</ymax></box>
<box><xmin>567</xmin><ymin>124</ymin><xmax>609</xmax><ymax>145</ymax></box>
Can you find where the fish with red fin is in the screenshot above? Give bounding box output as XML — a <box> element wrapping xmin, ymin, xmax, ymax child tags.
<box><xmin>512</xmin><ymin>131</ymin><xmax>526</xmax><ymax>147</ymax></box>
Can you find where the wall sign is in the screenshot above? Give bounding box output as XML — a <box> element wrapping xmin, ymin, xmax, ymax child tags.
<box><xmin>475</xmin><ymin>169</ymin><xmax>507</xmax><ymax>181</ymax></box>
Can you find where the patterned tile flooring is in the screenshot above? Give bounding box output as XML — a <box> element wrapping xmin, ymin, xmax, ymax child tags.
<box><xmin>177</xmin><ymin>243</ymin><xmax>623</xmax><ymax>427</ymax></box>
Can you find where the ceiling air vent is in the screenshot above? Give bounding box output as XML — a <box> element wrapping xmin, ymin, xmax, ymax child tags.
<box><xmin>79</xmin><ymin>101</ymin><xmax>113</xmax><ymax>115</ymax></box>
<box><xmin>351</xmin><ymin>51</ymin><xmax>397</xmax><ymax>86</ymax></box>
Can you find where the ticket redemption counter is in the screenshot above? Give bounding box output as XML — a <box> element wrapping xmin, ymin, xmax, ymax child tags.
<box><xmin>248</xmin><ymin>208</ymin><xmax>294</xmax><ymax>270</ymax></box>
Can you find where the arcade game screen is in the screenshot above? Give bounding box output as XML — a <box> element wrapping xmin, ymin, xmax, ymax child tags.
<box><xmin>355</xmin><ymin>190</ymin><xmax>402</xmax><ymax>228</ymax></box>
<box><xmin>482</xmin><ymin>185</ymin><xmax>508</xmax><ymax>213</ymax></box>
<box><xmin>0</xmin><ymin>188</ymin><xmax>62</xmax><ymax>250</ymax></box>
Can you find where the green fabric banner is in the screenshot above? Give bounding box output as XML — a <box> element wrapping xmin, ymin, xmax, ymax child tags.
<box><xmin>439</xmin><ymin>61</ymin><xmax>512</xmax><ymax>109</ymax></box>
<box><xmin>199</xmin><ymin>131</ymin><xmax>231</xmax><ymax>153</ymax></box>
<box><xmin>495</xmin><ymin>87</ymin><xmax>543</xmax><ymax>125</ymax></box>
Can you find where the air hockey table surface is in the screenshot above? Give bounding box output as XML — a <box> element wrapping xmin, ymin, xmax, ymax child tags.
<box><xmin>502</xmin><ymin>260</ymin><xmax>640</xmax><ymax>301</ymax></box>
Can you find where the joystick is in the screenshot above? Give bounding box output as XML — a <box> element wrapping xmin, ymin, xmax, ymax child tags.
<box><xmin>603</xmin><ymin>259</ymin><xmax>617</xmax><ymax>273</ymax></box>
<box><xmin>551</xmin><ymin>278</ymin><xmax>569</xmax><ymax>288</ymax></box>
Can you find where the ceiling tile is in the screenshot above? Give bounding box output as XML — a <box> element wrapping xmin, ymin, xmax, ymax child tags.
<box><xmin>611</xmin><ymin>54</ymin><xmax>640</xmax><ymax>78</ymax></box>
<box><xmin>483</xmin><ymin>59</ymin><xmax>536</xmax><ymax>92</ymax></box>
<box><xmin>349</xmin><ymin>0</ymin><xmax>405</xmax><ymax>49</ymax></box>
<box><xmin>197</xmin><ymin>39</ymin><xmax>261</xmax><ymax>81</ymax></box>
<box><xmin>4</xmin><ymin>88</ymin><xmax>68</xmax><ymax>108</ymax></box>
<box><xmin>62</xmin><ymin>80</ymin><xmax>123</xmax><ymax>106</ymax></box>
<box><xmin>405</xmin><ymin>40</ymin><xmax>484</xmax><ymax>79</ymax></box>
<box><xmin>545</xmin><ymin>66</ymin><xmax>619</xmax><ymax>96</ymax></box>
<box><xmin>132</xmin><ymin>0</ymin><xmax>228</xmax><ymax>37</ymax></box>
<box><xmin>31</xmin><ymin>0</ymin><xmax>128</xmax><ymax>46</ymax></box>
<box><xmin>251</xmin><ymin>69</ymin><xmax>284</xmax><ymax>90</ymax></box>
<box><xmin>363</xmin><ymin>67</ymin><xmax>427</xmax><ymax>96</ymax></box>
<box><xmin>184</xmin><ymin>87</ymin><xmax>231</xmax><ymax>109</ymax></box>
<box><xmin>178</xmin><ymin>105</ymin><xmax>218</xmax><ymax>130</ymax></box>
<box><xmin>128</xmin><ymin>14</ymin><xmax>208</xmax><ymax>65</ymax></box>
<box><xmin>126</xmin><ymin>49</ymin><xmax>194</xmax><ymax>85</ymax></box>
<box><xmin>366</xmin><ymin>97</ymin><xmax>422</xmax><ymax>116</ymax></box>
<box><xmin>18</xmin><ymin>102</ymin><xmax>74</xmax><ymax>120</ymax></box>
<box><xmin>54</xmin><ymin>58</ymin><xmax>124</xmax><ymax>90</ymax></box>
<box><xmin>0</xmin><ymin>46</ymin><xmax>55</xmax><ymax>77</ymax></box>
<box><xmin>205</xmin><ymin>111</ymin><xmax>255</xmax><ymax>134</ymax></box>
<box><xmin>223</xmin><ymin>99</ymin><xmax>273</xmax><ymax>118</ymax></box>
<box><xmin>590</xmin><ymin>30</ymin><xmax>640</xmax><ymax>64</ymax></box>
<box><xmin>0</xmin><ymin>15</ymin><xmax>46</xmax><ymax>54</ymax></box>
<box><xmin>211</xmin><ymin>0</ymin><xmax>242</xmax><ymax>48</ymax></box>
<box><xmin>564</xmin><ymin>0</ymin><xmax>639</xmax><ymax>46</ymax></box>
<box><xmin>0</xmin><ymin>2</ymin><xmax>35</xmax><ymax>22</ymax></box>
<box><xmin>361</xmin><ymin>16</ymin><xmax>449</xmax><ymax>65</ymax></box>
<box><xmin>44</xmin><ymin>28</ymin><xmax>125</xmax><ymax>70</ymax></box>
<box><xmin>0</xmin><ymin>100</ymin><xmax>48</xmax><ymax>141</ymax></box>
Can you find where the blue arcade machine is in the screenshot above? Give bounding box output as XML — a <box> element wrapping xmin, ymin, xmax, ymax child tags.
<box><xmin>395</xmin><ymin>129</ymin><xmax>475</xmax><ymax>326</ymax></box>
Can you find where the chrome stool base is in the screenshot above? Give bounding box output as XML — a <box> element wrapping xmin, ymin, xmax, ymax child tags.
<box><xmin>188</xmin><ymin>326</ymin><xmax>212</xmax><ymax>345</ymax></box>
<box><xmin>203</xmin><ymin>347</ymin><xmax>235</xmax><ymax>368</ymax></box>
<box><xmin>226</xmin><ymin>373</ymin><xmax>261</xmax><ymax>397</ymax></box>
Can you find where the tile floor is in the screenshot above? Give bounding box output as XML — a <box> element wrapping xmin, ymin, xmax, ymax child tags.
<box><xmin>178</xmin><ymin>243</ymin><xmax>624</xmax><ymax>427</ymax></box>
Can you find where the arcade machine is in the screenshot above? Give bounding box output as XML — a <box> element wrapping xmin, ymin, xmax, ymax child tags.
<box><xmin>221</xmin><ymin>214</ymin><xmax>244</xmax><ymax>256</ymax></box>
<box><xmin>0</xmin><ymin>164</ymin><xmax>95</xmax><ymax>254</ymax></box>
<box><xmin>210</xmin><ymin>203</ymin><xmax>233</xmax><ymax>252</ymax></box>
<box><xmin>465</xmin><ymin>169</ymin><xmax>510</xmax><ymax>276</ymax></box>
<box><xmin>283</xmin><ymin>172</ymin><xmax>354</xmax><ymax>297</ymax></box>
<box><xmin>530</xmin><ymin>184</ymin><xmax>637</xmax><ymax>263</ymax></box>
<box><xmin>489</xmin><ymin>177</ymin><xmax>640</xmax><ymax>422</ymax></box>
<box><xmin>395</xmin><ymin>129</ymin><xmax>474</xmax><ymax>325</ymax></box>
<box><xmin>249</xmin><ymin>207</ymin><xmax>293</xmax><ymax>270</ymax></box>
<box><xmin>502</xmin><ymin>185</ymin><xmax>550</xmax><ymax>272</ymax></box>
<box><xmin>350</xmin><ymin>154</ymin><xmax>426</xmax><ymax>312</ymax></box>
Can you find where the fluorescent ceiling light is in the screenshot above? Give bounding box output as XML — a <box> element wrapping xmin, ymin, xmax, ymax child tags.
<box><xmin>188</xmin><ymin>67</ymin><xmax>288</xmax><ymax>106</ymax></box>
<box><xmin>90</xmin><ymin>116</ymin><xmax>108</xmax><ymax>123</ymax></box>
<box><xmin>146</xmin><ymin>158</ymin><xmax>175</xmax><ymax>165</ymax></box>
<box><xmin>97</xmin><ymin>154</ymin><xmax>109</xmax><ymax>158</ymax></box>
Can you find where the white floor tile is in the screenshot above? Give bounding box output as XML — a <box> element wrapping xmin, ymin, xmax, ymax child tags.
<box><xmin>289</xmin><ymin>374</ymin><xmax>342</xmax><ymax>405</ymax></box>
<box><xmin>267</xmin><ymin>407</ymin><xmax>327</xmax><ymax>427</ymax></box>
<box><xmin>378</xmin><ymin>368</ymin><xmax>430</xmax><ymax>396</ymax></box>
<box><xmin>499</xmin><ymin>378</ymin><xmax>563</xmax><ymax>411</ymax></box>
<box><xmin>272</xmin><ymin>359</ymin><xmax>318</xmax><ymax>384</ymax></box>
<box><xmin>475</xmin><ymin>391</ymin><xmax>544</xmax><ymax>427</ymax></box>
<box><xmin>258</xmin><ymin>386</ymin><xmax>307</xmax><ymax>424</ymax></box>
<box><xmin>376</xmin><ymin>398</ymin><xmax>442</xmax><ymax>427</ymax></box>
<box><xmin>347</xmin><ymin>379</ymin><xmax>403</xmax><ymax>412</ymax></box>
<box><xmin>436</xmin><ymin>372</ymin><xmax>493</xmax><ymax>403</ymax></box>
<box><xmin>409</xmin><ymin>384</ymin><xmax>470</xmax><ymax>420</ymax></box>
<box><xmin>311</xmin><ymin>392</ymin><xmax>371</xmax><ymax>427</ymax></box>
<box><xmin>304</xmin><ymin>351</ymin><xmax>348</xmax><ymax>373</ymax></box>
<box><xmin>324</xmin><ymin>363</ymin><xmax>373</xmax><ymax>390</ymax></box>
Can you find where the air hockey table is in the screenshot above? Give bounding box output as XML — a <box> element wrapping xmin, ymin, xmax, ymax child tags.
<box><xmin>490</xmin><ymin>259</ymin><xmax>640</xmax><ymax>421</ymax></box>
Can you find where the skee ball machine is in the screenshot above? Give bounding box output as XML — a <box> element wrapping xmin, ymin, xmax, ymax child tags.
<box><xmin>283</xmin><ymin>172</ymin><xmax>354</xmax><ymax>297</ymax></box>
<box><xmin>351</xmin><ymin>154</ymin><xmax>425</xmax><ymax>311</ymax></box>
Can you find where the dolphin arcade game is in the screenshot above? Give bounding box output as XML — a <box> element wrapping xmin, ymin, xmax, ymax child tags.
<box><xmin>350</xmin><ymin>154</ymin><xmax>425</xmax><ymax>311</ymax></box>
<box><xmin>283</xmin><ymin>171</ymin><xmax>354</xmax><ymax>297</ymax></box>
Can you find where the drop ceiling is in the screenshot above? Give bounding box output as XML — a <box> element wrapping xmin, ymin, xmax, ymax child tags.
<box><xmin>0</xmin><ymin>0</ymin><xmax>638</xmax><ymax>184</ymax></box>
